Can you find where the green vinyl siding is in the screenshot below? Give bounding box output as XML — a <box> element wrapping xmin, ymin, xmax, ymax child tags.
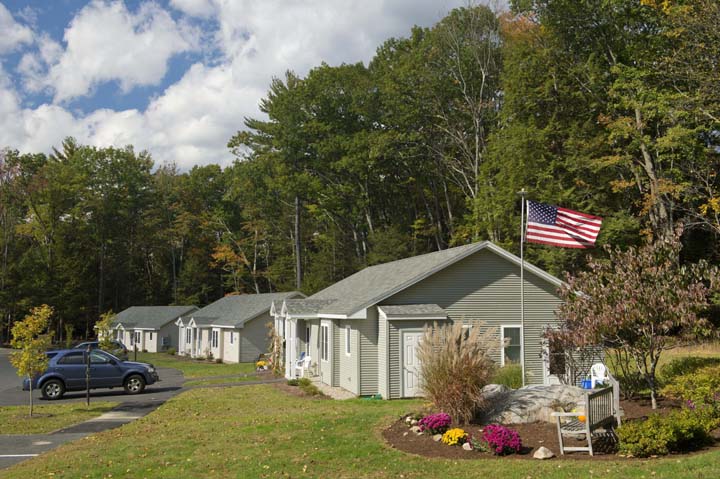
<box><xmin>332</xmin><ymin>320</ymin><xmax>341</xmax><ymax>387</ymax></box>
<box><xmin>384</xmin><ymin>249</ymin><xmax>562</xmax><ymax>391</ymax></box>
<box><xmin>358</xmin><ymin>308</ymin><xmax>378</xmax><ymax>396</ymax></box>
<box><xmin>239</xmin><ymin>312</ymin><xmax>273</xmax><ymax>363</ymax></box>
<box><xmin>377</xmin><ymin>310</ymin><xmax>388</xmax><ymax>398</ymax></box>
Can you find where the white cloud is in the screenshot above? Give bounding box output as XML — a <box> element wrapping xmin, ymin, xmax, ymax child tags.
<box><xmin>169</xmin><ymin>0</ymin><xmax>215</xmax><ymax>19</ymax></box>
<box><xmin>3</xmin><ymin>0</ymin><xmax>479</xmax><ymax>168</ymax></box>
<box><xmin>0</xmin><ymin>3</ymin><xmax>34</xmax><ymax>53</ymax></box>
<box><xmin>44</xmin><ymin>0</ymin><xmax>199</xmax><ymax>102</ymax></box>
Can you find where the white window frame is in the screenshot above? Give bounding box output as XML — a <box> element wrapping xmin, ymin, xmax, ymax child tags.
<box><xmin>133</xmin><ymin>331</ymin><xmax>140</xmax><ymax>346</ymax></box>
<box><xmin>186</xmin><ymin>328</ymin><xmax>191</xmax><ymax>344</ymax></box>
<box><xmin>212</xmin><ymin>330</ymin><xmax>219</xmax><ymax>349</ymax></box>
<box><xmin>320</xmin><ymin>324</ymin><xmax>330</xmax><ymax>362</ymax></box>
<box><xmin>305</xmin><ymin>326</ymin><xmax>311</xmax><ymax>353</ymax></box>
<box><xmin>149</xmin><ymin>332</ymin><xmax>153</xmax><ymax>340</ymax></box>
<box><xmin>345</xmin><ymin>325</ymin><xmax>351</xmax><ymax>356</ymax></box>
<box><xmin>230</xmin><ymin>330</ymin><xmax>234</xmax><ymax>345</ymax></box>
<box><xmin>500</xmin><ymin>325</ymin><xmax>522</xmax><ymax>367</ymax></box>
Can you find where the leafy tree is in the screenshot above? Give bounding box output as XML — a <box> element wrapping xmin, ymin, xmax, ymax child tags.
<box><xmin>10</xmin><ymin>305</ymin><xmax>54</xmax><ymax>416</ymax></box>
<box><xmin>550</xmin><ymin>229</ymin><xmax>719</xmax><ymax>408</ymax></box>
<box><xmin>94</xmin><ymin>311</ymin><xmax>116</xmax><ymax>351</ymax></box>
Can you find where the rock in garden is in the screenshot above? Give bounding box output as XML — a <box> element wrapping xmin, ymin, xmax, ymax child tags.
<box><xmin>481</xmin><ymin>384</ymin><xmax>586</xmax><ymax>424</ymax></box>
<box><xmin>410</xmin><ymin>419</ymin><xmax>418</xmax><ymax>426</ymax></box>
<box><xmin>405</xmin><ymin>416</ymin><xmax>412</xmax><ymax>424</ymax></box>
<box><xmin>410</xmin><ymin>426</ymin><xmax>422</xmax><ymax>434</ymax></box>
<box><xmin>462</xmin><ymin>443</ymin><xmax>473</xmax><ymax>451</ymax></box>
<box><xmin>433</xmin><ymin>434</ymin><xmax>442</xmax><ymax>442</ymax></box>
<box><xmin>533</xmin><ymin>446</ymin><xmax>555</xmax><ymax>459</ymax></box>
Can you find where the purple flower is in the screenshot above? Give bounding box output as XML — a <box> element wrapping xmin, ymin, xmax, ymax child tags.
<box><xmin>482</xmin><ymin>424</ymin><xmax>522</xmax><ymax>455</ymax></box>
<box><xmin>418</xmin><ymin>413</ymin><xmax>452</xmax><ymax>434</ymax></box>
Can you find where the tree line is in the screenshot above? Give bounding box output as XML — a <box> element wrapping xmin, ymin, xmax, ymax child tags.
<box><xmin>1</xmin><ymin>1</ymin><xmax>718</xmax><ymax>341</ymax></box>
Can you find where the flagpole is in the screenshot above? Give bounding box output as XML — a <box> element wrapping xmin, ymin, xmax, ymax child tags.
<box><xmin>518</xmin><ymin>188</ymin><xmax>527</xmax><ymax>387</ymax></box>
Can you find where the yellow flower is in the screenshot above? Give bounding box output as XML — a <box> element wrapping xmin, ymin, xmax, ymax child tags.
<box><xmin>441</xmin><ymin>428</ymin><xmax>467</xmax><ymax>446</ymax></box>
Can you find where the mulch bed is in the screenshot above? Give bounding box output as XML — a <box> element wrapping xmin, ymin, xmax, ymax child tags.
<box><xmin>382</xmin><ymin>397</ymin><xmax>720</xmax><ymax>460</ymax></box>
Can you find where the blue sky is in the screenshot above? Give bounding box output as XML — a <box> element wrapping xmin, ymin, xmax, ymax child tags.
<box><xmin>0</xmin><ymin>0</ymin><xmax>471</xmax><ymax>168</ymax></box>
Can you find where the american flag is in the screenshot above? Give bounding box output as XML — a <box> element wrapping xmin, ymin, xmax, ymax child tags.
<box><xmin>525</xmin><ymin>200</ymin><xmax>602</xmax><ymax>248</ymax></box>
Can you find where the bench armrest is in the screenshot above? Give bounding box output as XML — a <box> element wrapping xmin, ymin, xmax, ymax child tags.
<box><xmin>551</xmin><ymin>412</ymin><xmax>582</xmax><ymax>417</ymax></box>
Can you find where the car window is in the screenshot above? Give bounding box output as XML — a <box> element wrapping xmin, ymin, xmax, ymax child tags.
<box><xmin>58</xmin><ymin>351</ymin><xmax>85</xmax><ymax>365</ymax></box>
<box><xmin>46</xmin><ymin>352</ymin><xmax>58</xmax><ymax>359</ymax></box>
<box><xmin>90</xmin><ymin>351</ymin><xmax>111</xmax><ymax>364</ymax></box>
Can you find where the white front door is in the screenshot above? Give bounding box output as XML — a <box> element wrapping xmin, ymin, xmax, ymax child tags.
<box><xmin>402</xmin><ymin>331</ymin><xmax>423</xmax><ymax>397</ymax></box>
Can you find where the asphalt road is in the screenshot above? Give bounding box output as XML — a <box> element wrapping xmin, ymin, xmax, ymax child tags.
<box><xmin>0</xmin><ymin>348</ymin><xmax>184</xmax><ymax>406</ymax></box>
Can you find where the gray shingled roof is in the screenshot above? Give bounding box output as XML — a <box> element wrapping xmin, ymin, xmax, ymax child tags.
<box><xmin>284</xmin><ymin>299</ymin><xmax>336</xmax><ymax>316</ymax></box>
<box><xmin>379</xmin><ymin>304</ymin><xmax>447</xmax><ymax>317</ymax></box>
<box><xmin>113</xmin><ymin>306</ymin><xmax>198</xmax><ymax>329</ymax></box>
<box><xmin>192</xmin><ymin>292</ymin><xmax>303</xmax><ymax>328</ymax></box>
<box><xmin>299</xmin><ymin>241</ymin><xmax>562</xmax><ymax>316</ymax></box>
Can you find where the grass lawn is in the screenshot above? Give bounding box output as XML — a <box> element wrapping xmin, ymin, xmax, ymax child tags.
<box><xmin>183</xmin><ymin>376</ymin><xmax>271</xmax><ymax>387</ymax></box>
<box><xmin>0</xmin><ymin>402</ymin><xmax>117</xmax><ymax>434</ymax></box>
<box><xmin>1</xmin><ymin>385</ymin><xmax>718</xmax><ymax>479</ymax></box>
<box><xmin>133</xmin><ymin>352</ymin><xmax>257</xmax><ymax>378</ymax></box>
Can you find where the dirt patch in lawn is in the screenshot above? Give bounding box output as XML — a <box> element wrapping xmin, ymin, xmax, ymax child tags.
<box><xmin>383</xmin><ymin>397</ymin><xmax>720</xmax><ymax>460</ymax></box>
<box><xmin>273</xmin><ymin>381</ymin><xmax>331</xmax><ymax>400</ymax></box>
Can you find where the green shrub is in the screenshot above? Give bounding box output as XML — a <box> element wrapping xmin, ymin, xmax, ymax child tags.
<box><xmin>298</xmin><ymin>378</ymin><xmax>322</xmax><ymax>396</ymax></box>
<box><xmin>659</xmin><ymin>356</ymin><xmax>720</xmax><ymax>384</ymax></box>
<box><xmin>661</xmin><ymin>365</ymin><xmax>720</xmax><ymax>405</ymax></box>
<box><xmin>287</xmin><ymin>379</ymin><xmax>299</xmax><ymax>386</ymax></box>
<box><xmin>490</xmin><ymin>364</ymin><xmax>523</xmax><ymax>389</ymax></box>
<box><xmin>165</xmin><ymin>347</ymin><xmax>176</xmax><ymax>355</ymax></box>
<box><xmin>617</xmin><ymin>409</ymin><xmax>714</xmax><ymax>457</ymax></box>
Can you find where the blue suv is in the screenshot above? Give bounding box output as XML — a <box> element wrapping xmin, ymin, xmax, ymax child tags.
<box><xmin>23</xmin><ymin>349</ymin><xmax>160</xmax><ymax>400</ymax></box>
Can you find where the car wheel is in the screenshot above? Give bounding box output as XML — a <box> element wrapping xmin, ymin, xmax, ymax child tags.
<box><xmin>41</xmin><ymin>379</ymin><xmax>65</xmax><ymax>400</ymax></box>
<box><xmin>124</xmin><ymin>374</ymin><xmax>146</xmax><ymax>395</ymax></box>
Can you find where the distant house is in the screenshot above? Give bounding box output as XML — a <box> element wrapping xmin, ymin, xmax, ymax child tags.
<box><xmin>176</xmin><ymin>292</ymin><xmax>304</xmax><ymax>363</ymax></box>
<box><xmin>112</xmin><ymin>306</ymin><xmax>198</xmax><ymax>353</ymax></box>
<box><xmin>272</xmin><ymin>241</ymin><xmax>566</xmax><ymax>399</ymax></box>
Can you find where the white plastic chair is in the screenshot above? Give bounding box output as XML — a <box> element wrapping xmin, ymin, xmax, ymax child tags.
<box><xmin>295</xmin><ymin>355</ymin><xmax>312</xmax><ymax>378</ymax></box>
<box><xmin>590</xmin><ymin>363</ymin><xmax>609</xmax><ymax>389</ymax></box>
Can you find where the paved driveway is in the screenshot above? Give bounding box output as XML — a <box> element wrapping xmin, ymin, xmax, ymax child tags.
<box><xmin>0</xmin><ymin>348</ymin><xmax>184</xmax><ymax>406</ymax></box>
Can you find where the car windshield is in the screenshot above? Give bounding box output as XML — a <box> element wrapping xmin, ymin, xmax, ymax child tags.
<box><xmin>101</xmin><ymin>350</ymin><xmax>122</xmax><ymax>362</ymax></box>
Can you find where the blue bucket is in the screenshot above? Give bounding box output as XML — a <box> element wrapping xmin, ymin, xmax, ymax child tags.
<box><xmin>581</xmin><ymin>379</ymin><xmax>592</xmax><ymax>389</ymax></box>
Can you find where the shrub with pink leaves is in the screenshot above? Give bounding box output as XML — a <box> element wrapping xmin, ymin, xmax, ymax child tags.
<box><xmin>482</xmin><ymin>424</ymin><xmax>522</xmax><ymax>455</ymax></box>
<box><xmin>418</xmin><ymin>413</ymin><xmax>452</xmax><ymax>434</ymax></box>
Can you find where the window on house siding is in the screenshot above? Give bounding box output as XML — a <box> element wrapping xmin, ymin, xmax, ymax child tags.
<box><xmin>502</xmin><ymin>326</ymin><xmax>521</xmax><ymax>365</ymax></box>
<box><xmin>306</xmin><ymin>327</ymin><xmax>310</xmax><ymax>354</ymax></box>
<box><xmin>212</xmin><ymin>330</ymin><xmax>219</xmax><ymax>348</ymax></box>
<box><xmin>321</xmin><ymin>325</ymin><xmax>329</xmax><ymax>361</ymax></box>
<box><xmin>230</xmin><ymin>331</ymin><xmax>234</xmax><ymax>344</ymax></box>
<box><xmin>149</xmin><ymin>332</ymin><xmax>153</xmax><ymax>340</ymax></box>
<box><xmin>345</xmin><ymin>325</ymin><xmax>351</xmax><ymax>356</ymax></box>
<box><xmin>186</xmin><ymin>328</ymin><xmax>191</xmax><ymax>344</ymax></box>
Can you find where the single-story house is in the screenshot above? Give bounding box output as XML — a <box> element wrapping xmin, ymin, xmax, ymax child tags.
<box><xmin>176</xmin><ymin>292</ymin><xmax>304</xmax><ymax>363</ymax></box>
<box><xmin>112</xmin><ymin>306</ymin><xmax>198</xmax><ymax>352</ymax></box>
<box><xmin>272</xmin><ymin>241</ymin><xmax>567</xmax><ymax>399</ymax></box>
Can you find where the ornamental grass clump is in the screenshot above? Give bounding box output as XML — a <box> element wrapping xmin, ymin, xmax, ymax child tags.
<box><xmin>416</xmin><ymin>321</ymin><xmax>495</xmax><ymax>424</ymax></box>
<box><xmin>482</xmin><ymin>424</ymin><xmax>522</xmax><ymax>455</ymax></box>
<box><xmin>441</xmin><ymin>428</ymin><xmax>467</xmax><ymax>446</ymax></box>
<box><xmin>418</xmin><ymin>412</ymin><xmax>452</xmax><ymax>434</ymax></box>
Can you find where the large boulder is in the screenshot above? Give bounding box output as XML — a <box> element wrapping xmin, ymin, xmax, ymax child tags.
<box><xmin>480</xmin><ymin>384</ymin><xmax>585</xmax><ymax>424</ymax></box>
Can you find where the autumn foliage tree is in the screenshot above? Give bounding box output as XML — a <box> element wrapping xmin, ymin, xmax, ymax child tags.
<box><xmin>549</xmin><ymin>230</ymin><xmax>719</xmax><ymax>408</ymax></box>
<box><xmin>10</xmin><ymin>305</ymin><xmax>54</xmax><ymax>416</ymax></box>
<box><xmin>94</xmin><ymin>311</ymin><xmax>116</xmax><ymax>352</ymax></box>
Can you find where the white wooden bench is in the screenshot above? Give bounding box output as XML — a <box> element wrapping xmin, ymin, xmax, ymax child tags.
<box><xmin>552</xmin><ymin>384</ymin><xmax>620</xmax><ymax>456</ymax></box>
